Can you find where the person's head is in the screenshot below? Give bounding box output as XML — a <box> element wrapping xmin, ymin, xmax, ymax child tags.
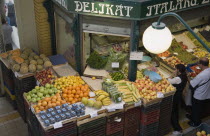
<box><xmin>198</xmin><ymin>57</ymin><xmax>209</xmax><ymax>70</ymax></box>
<box><xmin>1</xmin><ymin>18</ymin><xmax>7</xmax><ymax>24</ymax></box>
<box><xmin>175</xmin><ymin>64</ymin><xmax>186</xmax><ymax>75</ymax></box>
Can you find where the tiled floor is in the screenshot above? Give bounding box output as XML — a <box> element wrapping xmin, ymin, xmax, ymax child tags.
<box><xmin>0</xmin><ymin>97</ymin><xmax>28</xmax><ymax>136</ymax></box>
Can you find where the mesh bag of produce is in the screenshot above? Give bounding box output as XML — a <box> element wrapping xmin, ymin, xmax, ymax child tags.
<box><xmin>105</xmin><ymin>49</ymin><xmax>127</xmax><ymax>71</ymax></box>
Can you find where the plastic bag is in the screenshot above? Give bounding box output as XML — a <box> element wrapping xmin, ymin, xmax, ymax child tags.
<box><xmin>105</xmin><ymin>49</ymin><xmax>127</xmax><ymax>71</ymax></box>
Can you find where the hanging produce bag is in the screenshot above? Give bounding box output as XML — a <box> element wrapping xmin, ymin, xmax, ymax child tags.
<box><xmin>105</xmin><ymin>49</ymin><xmax>127</xmax><ymax>71</ymax></box>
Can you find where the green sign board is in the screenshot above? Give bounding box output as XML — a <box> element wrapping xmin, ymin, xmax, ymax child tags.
<box><xmin>53</xmin><ymin>0</ymin><xmax>210</xmax><ymax>20</ymax></box>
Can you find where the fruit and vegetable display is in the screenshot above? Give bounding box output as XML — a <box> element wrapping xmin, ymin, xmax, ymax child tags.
<box><xmin>61</xmin><ymin>84</ymin><xmax>90</xmax><ymax>104</ymax></box>
<box><xmin>33</xmin><ymin>93</ymin><xmax>66</xmax><ymax>113</ymax></box>
<box><xmin>24</xmin><ymin>84</ymin><xmax>59</xmax><ymax>103</ymax></box>
<box><xmin>115</xmin><ymin>80</ymin><xmax>141</xmax><ymax>104</ymax></box>
<box><xmin>168</xmin><ymin>40</ymin><xmax>198</xmax><ymax>64</ymax></box>
<box><xmin>38</xmin><ymin>104</ymin><xmax>85</xmax><ymax>126</ymax></box>
<box><xmin>196</xmin><ymin>130</ymin><xmax>210</xmax><ymax>136</ymax></box>
<box><xmin>54</xmin><ymin>76</ymin><xmax>85</xmax><ymax>90</ymax></box>
<box><xmin>134</xmin><ymin>76</ymin><xmax>175</xmax><ymax>101</ymax></box>
<box><xmin>186</xmin><ymin>32</ymin><xmax>210</xmax><ymax>49</ymax></box>
<box><xmin>110</xmin><ymin>71</ymin><xmax>125</xmax><ymax>81</ymax></box>
<box><xmin>164</xmin><ymin>56</ymin><xmax>184</xmax><ymax>68</ymax></box>
<box><xmin>35</xmin><ymin>69</ymin><xmax>57</xmax><ymax>86</ymax></box>
<box><xmin>136</xmin><ymin>70</ymin><xmax>144</xmax><ymax>79</ymax></box>
<box><xmin>81</xmin><ymin>97</ymin><xmax>103</xmax><ymax>109</ymax></box>
<box><xmin>157</xmin><ymin>51</ymin><xmax>171</xmax><ymax>57</ymax></box>
<box><xmin>102</xmin><ymin>79</ymin><xmax>122</xmax><ymax>103</ymax></box>
<box><xmin>0</xmin><ymin>48</ymin><xmax>53</xmax><ymax>74</ymax></box>
<box><xmin>193</xmin><ymin>48</ymin><xmax>209</xmax><ymax>58</ymax></box>
<box><xmin>189</xmin><ymin>65</ymin><xmax>202</xmax><ymax>78</ymax></box>
<box><xmin>86</xmin><ymin>51</ymin><xmax>108</xmax><ymax>69</ymax></box>
<box><xmin>179</xmin><ymin>42</ymin><xmax>188</xmax><ymax>49</ymax></box>
<box><xmin>94</xmin><ymin>90</ymin><xmax>112</xmax><ymax>106</ymax></box>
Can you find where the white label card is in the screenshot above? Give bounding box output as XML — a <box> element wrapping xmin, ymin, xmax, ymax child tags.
<box><xmin>157</xmin><ymin>92</ymin><xmax>164</xmax><ymax>98</ymax></box>
<box><xmin>90</xmin><ymin>111</ymin><xmax>98</xmax><ymax>118</ymax></box>
<box><xmin>186</xmin><ymin>49</ymin><xmax>194</xmax><ymax>52</ymax></box>
<box><xmin>107</xmin><ymin>107</ymin><xmax>116</xmax><ymax>112</ymax></box>
<box><xmin>112</xmin><ymin>62</ymin><xmax>119</xmax><ymax>68</ymax></box>
<box><xmin>130</xmin><ymin>52</ymin><xmax>143</xmax><ymax>60</ymax></box>
<box><xmin>134</xmin><ymin>101</ymin><xmax>141</xmax><ymax>107</ymax></box>
<box><xmin>36</xmin><ymin>81</ymin><xmax>40</xmax><ymax>86</ymax></box>
<box><xmin>173</xmin><ymin>52</ymin><xmax>178</xmax><ymax>55</ymax></box>
<box><xmin>53</xmin><ymin>122</ymin><xmax>63</xmax><ymax>129</ymax></box>
<box><xmin>161</xmin><ymin>57</ymin><xmax>166</xmax><ymax>60</ymax></box>
<box><xmin>14</xmin><ymin>72</ymin><xmax>18</xmax><ymax>78</ymax></box>
<box><xmin>115</xmin><ymin>103</ymin><xmax>124</xmax><ymax>109</ymax></box>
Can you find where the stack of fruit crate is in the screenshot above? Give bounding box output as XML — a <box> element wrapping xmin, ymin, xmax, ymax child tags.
<box><xmin>77</xmin><ymin>114</ymin><xmax>106</xmax><ymax>136</ymax></box>
<box><xmin>34</xmin><ymin>0</ymin><xmax>52</xmax><ymax>56</ymax></box>
<box><xmin>124</xmin><ymin>105</ymin><xmax>141</xmax><ymax>136</ymax></box>
<box><xmin>140</xmin><ymin>100</ymin><xmax>161</xmax><ymax>136</ymax></box>
<box><xmin>106</xmin><ymin>109</ymin><xmax>124</xmax><ymax>136</ymax></box>
<box><xmin>14</xmin><ymin>75</ymin><xmax>36</xmax><ymax>122</ymax></box>
<box><xmin>158</xmin><ymin>94</ymin><xmax>174</xmax><ymax>136</ymax></box>
<box><xmin>39</xmin><ymin>120</ymin><xmax>77</xmax><ymax>136</ymax></box>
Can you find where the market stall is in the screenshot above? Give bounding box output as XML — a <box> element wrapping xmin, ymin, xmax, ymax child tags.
<box><xmin>0</xmin><ymin>0</ymin><xmax>210</xmax><ymax>136</ymax></box>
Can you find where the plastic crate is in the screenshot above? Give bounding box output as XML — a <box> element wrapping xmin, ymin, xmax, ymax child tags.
<box><xmin>124</xmin><ymin>106</ymin><xmax>141</xmax><ymax>136</ymax></box>
<box><xmin>1</xmin><ymin>61</ymin><xmax>15</xmax><ymax>93</ymax></box>
<box><xmin>24</xmin><ymin>95</ymin><xmax>31</xmax><ymax>123</ymax></box>
<box><xmin>140</xmin><ymin>122</ymin><xmax>159</xmax><ymax>136</ymax></box>
<box><xmin>158</xmin><ymin>95</ymin><xmax>173</xmax><ymax>136</ymax></box>
<box><xmin>78</xmin><ymin>115</ymin><xmax>106</xmax><ymax>136</ymax></box>
<box><xmin>106</xmin><ymin>111</ymin><xmax>124</xmax><ymax>136</ymax></box>
<box><xmin>183</xmin><ymin>123</ymin><xmax>210</xmax><ymax>136</ymax></box>
<box><xmin>14</xmin><ymin>76</ymin><xmax>36</xmax><ymax>95</ymax></box>
<box><xmin>40</xmin><ymin>121</ymin><xmax>77</xmax><ymax>136</ymax></box>
<box><xmin>16</xmin><ymin>95</ymin><xmax>26</xmax><ymax>121</ymax></box>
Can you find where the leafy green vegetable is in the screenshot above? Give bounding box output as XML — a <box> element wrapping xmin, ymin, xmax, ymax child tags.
<box><xmin>86</xmin><ymin>51</ymin><xmax>108</xmax><ymax>69</ymax></box>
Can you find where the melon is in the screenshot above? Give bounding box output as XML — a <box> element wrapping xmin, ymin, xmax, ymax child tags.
<box><xmin>29</xmin><ymin>64</ymin><xmax>36</xmax><ymax>73</ymax></box>
<box><xmin>20</xmin><ymin>66</ymin><xmax>29</xmax><ymax>74</ymax></box>
<box><xmin>13</xmin><ymin>64</ymin><xmax>20</xmax><ymax>72</ymax></box>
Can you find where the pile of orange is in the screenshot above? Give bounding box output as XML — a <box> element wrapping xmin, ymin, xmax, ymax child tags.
<box><xmin>62</xmin><ymin>84</ymin><xmax>90</xmax><ymax>104</ymax></box>
<box><xmin>33</xmin><ymin>93</ymin><xmax>67</xmax><ymax>113</ymax></box>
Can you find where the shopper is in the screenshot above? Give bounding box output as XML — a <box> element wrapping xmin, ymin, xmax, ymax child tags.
<box><xmin>168</xmin><ymin>64</ymin><xmax>188</xmax><ymax>135</ymax></box>
<box><xmin>188</xmin><ymin>57</ymin><xmax>210</xmax><ymax>127</ymax></box>
<box><xmin>2</xmin><ymin>18</ymin><xmax>13</xmax><ymax>52</ymax></box>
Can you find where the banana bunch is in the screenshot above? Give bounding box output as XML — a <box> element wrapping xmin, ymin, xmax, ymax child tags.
<box><xmin>136</xmin><ymin>71</ymin><xmax>143</xmax><ymax>79</ymax></box>
<box><xmin>94</xmin><ymin>90</ymin><xmax>112</xmax><ymax>106</ymax></box>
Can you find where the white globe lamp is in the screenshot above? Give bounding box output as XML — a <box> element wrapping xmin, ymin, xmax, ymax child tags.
<box><xmin>142</xmin><ymin>22</ymin><xmax>173</xmax><ymax>54</ymax></box>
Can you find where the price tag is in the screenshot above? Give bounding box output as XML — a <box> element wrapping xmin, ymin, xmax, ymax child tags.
<box><xmin>112</xmin><ymin>62</ymin><xmax>119</xmax><ymax>68</ymax></box>
<box><xmin>157</xmin><ymin>92</ymin><xmax>164</xmax><ymax>98</ymax></box>
<box><xmin>161</xmin><ymin>57</ymin><xmax>166</xmax><ymax>60</ymax></box>
<box><xmin>205</xmin><ymin>26</ymin><xmax>210</xmax><ymax>31</ymax></box>
<box><xmin>89</xmin><ymin>92</ymin><xmax>95</xmax><ymax>97</ymax></box>
<box><xmin>186</xmin><ymin>49</ymin><xmax>194</xmax><ymax>52</ymax></box>
<box><xmin>53</xmin><ymin>122</ymin><xmax>63</xmax><ymax>129</ymax></box>
<box><xmin>36</xmin><ymin>81</ymin><xmax>40</xmax><ymax>86</ymax></box>
<box><xmin>130</xmin><ymin>52</ymin><xmax>143</xmax><ymax>60</ymax></box>
<box><xmin>90</xmin><ymin>111</ymin><xmax>98</xmax><ymax>118</ymax></box>
<box><xmin>114</xmin><ymin>118</ymin><xmax>122</xmax><ymax>122</ymax></box>
<box><xmin>173</xmin><ymin>52</ymin><xmax>178</xmax><ymax>55</ymax></box>
<box><xmin>14</xmin><ymin>72</ymin><xmax>18</xmax><ymax>78</ymax></box>
<box><xmin>107</xmin><ymin>107</ymin><xmax>116</xmax><ymax>112</ymax></box>
<box><xmin>196</xmin><ymin>66</ymin><xmax>201</xmax><ymax>70</ymax></box>
<box><xmin>134</xmin><ymin>101</ymin><xmax>141</xmax><ymax>107</ymax></box>
<box><xmin>115</xmin><ymin>103</ymin><xmax>124</xmax><ymax>109</ymax></box>
<box><xmin>31</xmin><ymin>106</ymin><xmax>35</xmax><ymax>113</ymax></box>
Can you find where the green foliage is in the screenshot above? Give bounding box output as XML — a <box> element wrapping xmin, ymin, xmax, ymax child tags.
<box><xmin>86</xmin><ymin>51</ymin><xmax>108</xmax><ymax>69</ymax></box>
